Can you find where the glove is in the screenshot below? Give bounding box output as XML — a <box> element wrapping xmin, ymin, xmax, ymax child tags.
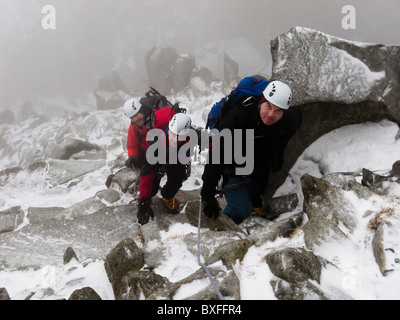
<box><xmin>137</xmin><ymin>198</ymin><xmax>154</xmax><ymax>225</ymax></box>
<box><xmin>125</xmin><ymin>156</ymin><xmax>141</xmax><ymax>169</ymax></box>
<box><xmin>202</xmin><ymin>197</ymin><xmax>221</xmax><ymax>219</ymax></box>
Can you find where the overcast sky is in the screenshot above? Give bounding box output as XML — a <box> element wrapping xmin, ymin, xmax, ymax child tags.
<box><xmin>1</xmin><ymin>0</ymin><xmax>399</xmax><ymax>110</ymax></box>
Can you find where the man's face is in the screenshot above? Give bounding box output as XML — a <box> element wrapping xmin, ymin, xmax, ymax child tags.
<box><xmin>130</xmin><ymin>113</ymin><xmax>144</xmax><ymax>126</ymax></box>
<box><xmin>259</xmin><ymin>101</ymin><xmax>284</xmax><ymax>126</ymax></box>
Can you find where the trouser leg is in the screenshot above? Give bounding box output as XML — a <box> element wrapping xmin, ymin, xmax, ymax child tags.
<box><xmin>222</xmin><ymin>175</ymin><xmax>253</xmax><ymax>224</ymax></box>
<box><xmin>160</xmin><ymin>164</ymin><xmax>187</xmax><ymax>199</ymax></box>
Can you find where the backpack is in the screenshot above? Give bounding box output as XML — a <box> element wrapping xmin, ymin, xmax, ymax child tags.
<box><xmin>206</xmin><ymin>76</ymin><xmax>270</xmax><ymax>130</ymax></box>
<box><xmin>140</xmin><ymin>87</ymin><xmax>186</xmax><ymax>131</ymax></box>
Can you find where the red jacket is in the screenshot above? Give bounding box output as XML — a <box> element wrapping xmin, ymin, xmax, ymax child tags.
<box><xmin>127</xmin><ymin>124</ymin><xmax>148</xmax><ymax>158</ymax></box>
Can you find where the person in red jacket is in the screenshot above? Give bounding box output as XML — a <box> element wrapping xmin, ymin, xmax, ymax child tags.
<box><xmin>124</xmin><ymin>97</ymin><xmax>153</xmax><ymax>170</ymax></box>
<box><xmin>137</xmin><ymin>113</ymin><xmax>194</xmax><ymax>225</ymax></box>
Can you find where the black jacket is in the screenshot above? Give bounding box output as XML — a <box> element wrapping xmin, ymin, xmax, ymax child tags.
<box><xmin>201</xmin><ymin>96</ymin><xmax>302</xmax><ymax>202</ymax></box>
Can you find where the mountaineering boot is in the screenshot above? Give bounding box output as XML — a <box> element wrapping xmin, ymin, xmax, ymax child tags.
<box><xmin>137</xmin><ymin>197</ymin><xmax>154</xmax><ymax>225</ymax></box>
<box><xmin>162</xmin><ymin>196</ymin><xmax>179</xmax><ymax>215</ymax></box>
<box><xmin>253</xmin><ymin>207</ymin><xmax>266</xmax><ymax>218</ymax></box>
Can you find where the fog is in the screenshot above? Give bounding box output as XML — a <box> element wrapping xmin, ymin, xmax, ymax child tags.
<box><xmin>1</xmin><ymin>0</ymin><xmax>399</xmax><ymax>113</ymax></box>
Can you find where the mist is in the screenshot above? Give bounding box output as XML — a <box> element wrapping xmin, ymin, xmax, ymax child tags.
<box><xmin>1</xmin><ymin>0</ymin><xmax>399</xmax><ymax>114</ymax></box>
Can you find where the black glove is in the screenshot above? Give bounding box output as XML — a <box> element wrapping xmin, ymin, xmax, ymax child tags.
<box><xmin>202</xmin><ymin>197</ymin><xmax>221</xmax><ymax>219</ymax></box>
<box><xmin>125</xmin><ymin>156</ymin><xmax>141</xmax><ymax>169</ymax></box>
<box><xmin>137</xmin><ymin>198</ymin><xmax>154</xmax><ymax>225</ymax></box>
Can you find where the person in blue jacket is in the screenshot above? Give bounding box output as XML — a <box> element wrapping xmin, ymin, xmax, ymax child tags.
<box><xmin>201</xmin><ymin>80</ymin><xmax>302</xmax><ymax>224</ymax></box>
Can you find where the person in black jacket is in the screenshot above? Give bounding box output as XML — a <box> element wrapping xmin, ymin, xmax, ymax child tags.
<box><xmin>201</xmin><ymin>80</ymin><xmax>302</xmax><ymax>224</ymax></box>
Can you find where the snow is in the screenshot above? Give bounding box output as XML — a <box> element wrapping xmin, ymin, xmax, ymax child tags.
<box><xmin>1</xmin><ymin>87</ymin><xmax>400</xmax><ymax>301</ymax></box>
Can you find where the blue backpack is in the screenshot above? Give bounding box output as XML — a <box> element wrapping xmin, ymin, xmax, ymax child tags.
<box><xmin>205</xmin><ymin>76</ymin><xmax>270</xmax><ymax>130</ymax></box>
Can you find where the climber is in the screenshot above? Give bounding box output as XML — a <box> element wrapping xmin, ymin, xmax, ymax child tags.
<box><xmin>137</xmin><ymin>113</ymin><xmax>195</xmax><ymax>225</ymax></box>
<box><xmin>123</xmin><ymin>97</ymin><xmax>153</xmax><ymax>170</ymax></box>
<box><xmin>201</xmin><ymin>80</ymin><xmax>302</xmax><ymax>224</ymax></box>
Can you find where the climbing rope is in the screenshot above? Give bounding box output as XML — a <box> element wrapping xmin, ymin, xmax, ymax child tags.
<box><xmin>197</xmin><ymin>200</ymin><xmax>225</xmax><ymax>300</ymax></box>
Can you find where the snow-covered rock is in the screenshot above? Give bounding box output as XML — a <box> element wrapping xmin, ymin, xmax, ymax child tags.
<box><xmin>271</xmin><ymin>26</ymin><xmax>400</xmax><ymax>122</ymax></box>
<box><xmin>266</xmin><ymin>27</ymin><xmax>400</xmax><ymax>200</ymax></box>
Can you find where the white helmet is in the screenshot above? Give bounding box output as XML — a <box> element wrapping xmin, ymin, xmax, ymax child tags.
<box><xmin>123</xmin><ymin>98</ymin><xmax>141</xmax><ymax>118</ymax></box>
<box><xmin>169</xmin><ymin>113</ymin><xmax>192</xmax><ymax>135</ymax></box>
<box><xmin>263</xmin><ymin>81</ymin><xmax>292</xmax><ymax>110</ymax></box>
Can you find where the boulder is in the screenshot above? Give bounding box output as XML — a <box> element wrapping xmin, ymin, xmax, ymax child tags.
<box><xmin>68</xmin><ymin>287</ymin><xmax>102</xmax><ymax>300</ymax></box>
<box><xmin>391</xmin><ymin>160</ymin><xmax>400</xmax><ymax>177</ymax></box>
<box><xmin>51</xmin><ymin>137</ymin><xmax>103</xmax><ymax>160</ymax></box>
<box><xmin>145</xmin><ymin>46</ymin><xmax>179</xmax><ymax>95</ymax></box>
<box><xmin>171</xmin><ymin>54</ymin><xmax>196</xmax><ymax>93</ymax></box>
<box><xmin>0</xmin><ymin>204</ymin><xmax>139</xmax><ymax>269</ymax></box>
<box><xmin>223</xmin><ymin>53</ymin><xmax>239</xmax><ymax>86</ymax></box>
<box><xmin>118</xmin><ymin>270</ymin><xmax>171</xmax><ymax>300</ymax></box>
<box><xmin>0</xmin><ymin>109</ymin><xmax>15</xmax><ymax>125</ymax></box>
<box><xmin>266</xmin><ymin>247</ymin><xmax>328</xmax><ymax>300</ymax></box>
<box><xmin>0</xmin><ymin>287</ymin><xmax>11</xmax><ymax>300</ymax></box>
<box><xmin>0</xmin><ymin>206</ymin><xmax>25</xmax><ymax>234</ymax></box>
<box><xmin>107</xmin><ymin>167</ymin><xmax>139</xmax><ymax>194</ymax></box>
<box><xmin>46</xmin><ymin>159</ymin><xmax>106</xmax><ymax>186</ymax></box>
<box><xmin>266</xmin><ymin>26</ymin><xmax>400</xmax><ymax>199</ymax></box>
<box><xmin>271</xmin><ymin>27</ymin><xmax>399</xmax><ymax>115</ymax></box>
<box><xmin>300</xmin><ymin>174</ymin><xmax>357</xmax><ymax>249</ymax></box>
<box><xmin>266</xmin><ymin>247</ymin><xmax>322</xmax><ymax>283</ymax></box>
<box><xmin>146</xmin><ymin>46</ymin><xmax>196</xmax><ymax>95</ymax></box>
<box><xmin>93</xmin><ymin>70</ymin><xmax>130</xmax><ymax>110</ymax></box>
<box><xmin>104</xmin><ymin>238</ymin><xmax>145</xmax><ymax>298</ymax></box>
<box><xmin>63</xmin><ymin>247</ymin><xmax>79</xmax><ymax>264</ymax></box>
<box><xmin>371</xmin><ymin>213</ymin><xmax>400</xmax><ymax>276</ymax></box>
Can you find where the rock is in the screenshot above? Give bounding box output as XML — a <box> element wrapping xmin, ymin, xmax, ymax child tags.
<box><xmin>51</xmin><ymin>137</ymin><xmax>103</xmax><ymax>160</ymax></box>
<box><xmin>223</xmin><ymin>53</ymin><xmax>239</xmax><ymax>86</ymax></box>
<box><xmin>0</xmin><ymin>167</ymin><xmax>24</xmax><ymax>187</ymax></box>
<box><xmin>171</xmin><ymin>54</ymin><xmax>196</xmax><ymax>93</ymax></box>
<box><xmin>300</xmin><ymin>174</ymin><xmax>357</xmax><ymax>249</ymax></box>
<box><xmin>265</xmin><ymin>26</ymin><xmax>400</xmax><ymax>199</ymax></box>
<box><xmin>271</xmin><ymin>27</ymin><xmax>399</xmax><ymax>115</ymax></box>
<box><xmin>205</xmin><ymin>239</ymin><xmax>252</xmax><ymax>269</ymax></box>
<box><xmin>361</xmin><ymin>168</ymin><xmax>387</xmax><ymax>193</ymax></box>
<box><xmin>270</xmin><ymin>278</ymin><xmax>327</xmax><ymax>300</ymax></box>
<box><xmin>118</xmin><ymin>270</ymin><xmax>171</xmax><ymax>300</ymax></box>
<box><xmin>104</xmin><ymin>238</ymin><xmax>145</xmax><ymax>297</ymax></box>
<box><xmin>95</xmin><ymin>188</ymin><xmax>121</xmax><ymax>204</ymax></box>
<box><xmin>266</xmin><ymin>247</ymin><xmax>328</xmax><ymax>300</ymax></box>
<box><xmin>62</xmin><ymin>197</ymin><xmax>106</xmax><ymax>219</ymax></box>
<box><xmin>0</xmin><ymin>287</ymin><xmax>11</xmax><ymax>300</ymax></box>
<box><xmin>371</xmin><ymin>215</ymin><xmax>400</xmax><ymax>276</ymax></box>
<box><xmin>63</xmin><ymin>247</ymin><xmax>79</xmax><ymax>264</ymax></box>
<box><xmin>181</xmin><ymin>270</ymin><xmax>240</xmax><ymax>300</ymax></box>
<box><xmin>0</xmin><ymin>204</ymin><xmax>139</xmax><ymax>269</ymax></box>
<box><xmin>190</xmin><ymin>76</ymin><xmax>207</xmax><ymax>97</ymax></box>
<box><xmin>107</xmin><ymin>167</ymin><xmax>139</xmax><ymax>194</ymax></box>
<box><xmin>249</xmin><ymin>213</ymin><xmax>303</xmax><ymax>246</ymax></box>
<box><xmin>93</xmin><ymin>70</ymin><xmax>130</xmax><ymax>110</ymax></box>
<box><xmin>0</xmin><ymin>109</ymin><xmax>15</xmax><ymax>125</ymax></box>
<box><xmin>46</xmin><ymin>159</ymin><xmax>106</xmax><ymax>186</ymax></box>
<box><xmin>146</xmin><ymin>46</ymin><xmax>197</xmax><ymax>95</ymax></box>
<box><xmin>184</xmin><ymin>199</ymin><xmax>244</xmax><ymax>233</ymax></box>
<box><xmin>68</xmin><ymin>287</ymin><xmax>102</xmax><ymax>300</ymax></box>
<box><xmin>146</xmin><ymin>46</ymin><xmax>179</xmax><ymax>95</ymax></box>
<box><xmin>266</xmin><ymin>193</ymin><xmax>299</xmax><ymax>220</ymax></box>
<box><xmin>27</xmin><ymin>207</ymin><xmax>65</xmax><ymax>224</ymax></box>
<box><xmin>391</xmin><ymin>160</ymin><xmax>400</xmax><ymax>177</ymax></box>
<box><xmin>266</xmin><ymin>247</ymin><xmax>322</xmax><ymax>283</ymax></box>
<box><xmin>0</xmin><ymin>206</ymin><xmax>24</xmax><ymax>234</ymax></box>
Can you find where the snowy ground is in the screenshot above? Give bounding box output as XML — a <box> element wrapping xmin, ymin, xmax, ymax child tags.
<box><xmin>1</xmin><ymin>92</ymin><xmax>400</xmax><ymax>300</ymax></box>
